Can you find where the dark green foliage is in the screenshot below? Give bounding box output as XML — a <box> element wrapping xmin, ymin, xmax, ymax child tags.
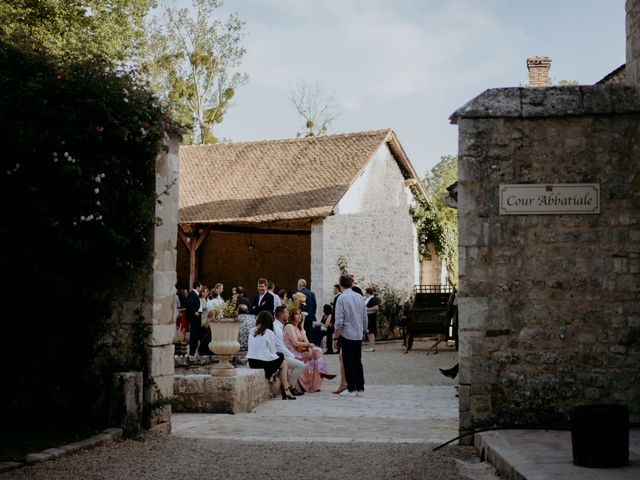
<box><xmin>0</xmin><ymin>40</ymin><xmax>173</xmax><ymax>431</ymax></box>
<box><xmin>376</xmin><ymin>286</ymin><xmax>407</xmax><ymax>340</ymax></box>
<box><xmin>410</xmin><ymin>155</ymin><xmax>458</xmax><ymax>283</ymax></box>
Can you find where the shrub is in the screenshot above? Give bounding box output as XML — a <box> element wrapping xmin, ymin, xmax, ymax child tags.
<box><xmin>0</xmin><ymin>40</ymin><xmax>177</xmax><ymax>428</ymax></box>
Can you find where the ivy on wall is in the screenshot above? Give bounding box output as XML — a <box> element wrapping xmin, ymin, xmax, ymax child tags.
<box><xmin>409</xmin><ymin>155</ymin><xmax>458</xmax><ymax>284</ymax></box>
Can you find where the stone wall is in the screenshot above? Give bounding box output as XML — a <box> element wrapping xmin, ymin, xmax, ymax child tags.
<box><xmin>452</xmin><ymin>85</ymin><xmax>640</xmax><ymax>436</ymax></box>
<box><xmin>97</xmin><ymin>134</ymin><xmax>180</xmax><ymax>434</ymax></box>
<box><xmin>627</xmin><ymin>0</ymin><xmax>640</xmax><ymax>86</ymax></box>
<box><xmin>311</xmin><ymin>145</ymin><xmax>418</xmax><ymax>306</ymax></box>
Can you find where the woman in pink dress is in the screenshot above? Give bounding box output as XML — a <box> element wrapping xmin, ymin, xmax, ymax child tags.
<box><xmin>284</xmin><ymin>308</ymin><xmax>336</xmax><ymax>392</ymax></box>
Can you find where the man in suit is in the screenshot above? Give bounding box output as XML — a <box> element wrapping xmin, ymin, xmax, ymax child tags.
<box><xmin>186</xmin><ymin>280</ymin><xmax>204</xmax><ymax>356</ymax></box>
<box><xmin>297</xmin><ymin>278</ymin><xmax>317</xmax><ymax>339</ymax></box>
<box><xmin>235</xmin><ymin>285</ymin><xmax>252</xmax><ymax>311</ymax></box>
<box><xmin>251</xmin><ymin>277</ymin><xmax>274</xmax><ymax>315</ymax></box>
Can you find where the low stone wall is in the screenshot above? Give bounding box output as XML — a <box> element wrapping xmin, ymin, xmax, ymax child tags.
<box><xmin>173</xmin><ymin>367</ymin><xmax>279</xmax><ymax>414</ymax></box>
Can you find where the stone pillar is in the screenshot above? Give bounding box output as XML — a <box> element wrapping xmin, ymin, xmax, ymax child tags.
<box><xmin>145</xmin><ymin>133</ymin><xmax>181</xmax><ymax>433</ymax></box>
<box><xmin>627</xmin><ymin>0</ymin><xmax>640</xmax><ymax>86</ymax></box>
<box><xmin>450</xmin><ymin>85</ymin><xmax>640</xmax><ymax>443</ymax></box>
<box><xmin>527</xmin><ymin>56</ymin><xmax>551</xmax><ymax>87</ymax></box>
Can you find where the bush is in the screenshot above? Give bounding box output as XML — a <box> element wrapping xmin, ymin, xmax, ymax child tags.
<box><xmin>0</xmin><ymin>40</ymin><xmax>176</xmax><ymax>429</ymax></box>
<box><xmin>375</xmin><ymin>285</ymin><xmax>410</xmax><ymax>340</ymax></box>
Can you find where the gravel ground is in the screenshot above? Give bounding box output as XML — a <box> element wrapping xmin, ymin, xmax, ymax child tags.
<box><xmin>350</xmin><ymin>339</ymin><xmax>459</xmax><ymax>386</ymax></box>
<box><xmin>0</xmin><ymin>339</ymin><xmax>498</xmax><ymax>480</ymax></box>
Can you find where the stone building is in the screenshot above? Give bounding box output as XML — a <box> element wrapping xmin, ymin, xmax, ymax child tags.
<box><xmin>450</xmin><ymin>0</ymin><xmax>640</xmax><ymax>440</ymax></box>
<box><xmin>177</xmin><ymin>129</ymin><xmax>433</xmax><ymax>305</ymax></box>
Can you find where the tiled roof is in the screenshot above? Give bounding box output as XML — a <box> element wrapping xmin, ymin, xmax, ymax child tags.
<box><xmin>179</xmin><ymin>129</ymin><xmax>423</xmax><ymax>225</ymax></box>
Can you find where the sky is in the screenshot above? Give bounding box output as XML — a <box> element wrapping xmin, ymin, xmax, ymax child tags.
<box><xmin>197</xmin><ymin>0</ymin><xmax>626</xmax><ymax>178</ymax></box>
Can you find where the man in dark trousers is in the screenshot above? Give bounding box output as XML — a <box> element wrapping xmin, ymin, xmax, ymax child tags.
<box><xmin>186</xmin><ymin>280</ymin><xmax>204</xmax><ymax>356</ymax></box>
<box><xmin>297</xmin><ymin>278</ymin><xmax>317</xmax><ymax>339</ymax></box>
<box><xmin>333</xmin><ymin>274</ymin><xmax>368</xmax><ymax>397</ymax></box>
<box><xmin>251</xmin><ymin>277</ymin><xmax>274</xmax><ymax>315</ymax></box>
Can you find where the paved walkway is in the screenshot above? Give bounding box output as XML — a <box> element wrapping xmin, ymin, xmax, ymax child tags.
<box><xmin>476</xmin><ymin>428</ymin><xmax>640</xmax><ymax>480</ymax></box>
<box><xmin>173</xmin><ymin>384</ymin><xmax>459</xmax><ymax>444</ymax></box>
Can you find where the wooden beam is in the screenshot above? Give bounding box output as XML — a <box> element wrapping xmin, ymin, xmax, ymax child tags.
<box><xmin>178</xmin><ymin>224</ymin><xmax>212</xmax><ymax>289</ymax></box>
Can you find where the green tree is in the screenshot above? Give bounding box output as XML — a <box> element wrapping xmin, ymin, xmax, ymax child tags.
<box><xmin>0</xmin><ymin>0</ymin><xmax>154</xmax><ymax>64</ymax></box>
<box><xmin>410</xmin><ymin>155</ymin><xmax>458</xmax><ymax>284</ymax></box>
<box><xmin>142</xmin><ymin>0</ymin><xmax>248</xmax><ymax>144</ymax></box>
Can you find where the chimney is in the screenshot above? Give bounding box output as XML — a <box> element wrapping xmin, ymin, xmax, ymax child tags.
<box><xmin>527</xmin><ymin>56</ymin><xmax>552</xmax><ymax>87</ymax></box>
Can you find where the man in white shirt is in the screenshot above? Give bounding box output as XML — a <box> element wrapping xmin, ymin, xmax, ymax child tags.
<box><xmin>273</xmin><ymin>305</ymin><xmax>305</xmax><ymax>396</ymax></box>
<box><xmin>269</xmin><ymin>281</ymin><xmax>282</xmax><ymax>311</ymax></box>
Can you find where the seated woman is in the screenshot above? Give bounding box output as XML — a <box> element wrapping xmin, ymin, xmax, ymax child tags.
<box><xmin>247</xmin><ymin>311</ymin><xmax>296</xmax><ymax>400</ymax></box>
<box><xmin>236</xmin><ymin>303</ymin><xmax>256</xmax><ymax>351</ymax></box>
<box><xmin>283</xmin><ymin>308</ymin><xmax>336</xmax><ymax>393</ymax></box>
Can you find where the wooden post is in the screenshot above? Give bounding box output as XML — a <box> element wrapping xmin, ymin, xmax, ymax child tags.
<box><xmin>178</xmin><ymin>224</ymin><xmax>211</xmax><ymax>289</ymax></box>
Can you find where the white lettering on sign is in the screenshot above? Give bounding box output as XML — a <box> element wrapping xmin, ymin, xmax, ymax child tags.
<box><xmin>499</xmin><ymin>184</ymin><xmax>600</xmax><ymax>215</ymax></box>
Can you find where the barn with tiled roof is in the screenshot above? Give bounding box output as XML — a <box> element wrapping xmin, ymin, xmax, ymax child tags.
<box><xmin>177</xmin><ymin>129</ymin><xmax>437</xmax><ymax>305</ymax></box>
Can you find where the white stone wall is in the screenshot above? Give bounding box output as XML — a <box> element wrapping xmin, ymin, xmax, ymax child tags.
<box><xmin>311</xmin><ymin>145</ymin><xmax>417</xmax><ymax>306</ymax></box>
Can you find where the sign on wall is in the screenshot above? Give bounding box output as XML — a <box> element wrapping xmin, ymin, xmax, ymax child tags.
<box><xmin>499</xmin><ymin>184</ymin><xmax>600</xmax><ymax>215</ymax></box>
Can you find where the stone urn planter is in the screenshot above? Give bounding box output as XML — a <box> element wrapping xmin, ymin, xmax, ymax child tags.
<box><xmin>208</xmin><ymin>318</ymin><xmax>243</xmax><ymax>376</ymax></box>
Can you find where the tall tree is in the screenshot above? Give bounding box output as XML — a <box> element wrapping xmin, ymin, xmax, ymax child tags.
<box><xmin>0</xmin><ymin>0</ymin><xmax>153</xmax><ymax>64</ymax></box>
<box><xmin>143</xmin><ymin>0</ymin><xmax>248</xmax><ymax>144</ymax></box>
<box><xmin>410</xmin><ymin>155</ymin><xmax>458</xmax><ymax>283</ymax></box>
<box><xmin>288</xmin><ymin>81</ymin><xmax>339</xmax><ymax>137</ymax></box>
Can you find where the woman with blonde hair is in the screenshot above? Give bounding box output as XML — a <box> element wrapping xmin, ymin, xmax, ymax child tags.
<box><xmin>283</xmin><ymin>307</ymin><xmax>335</xmax><ymax>392</ymax></box>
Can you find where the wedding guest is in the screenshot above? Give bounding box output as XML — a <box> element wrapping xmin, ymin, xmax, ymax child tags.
<box><xmin>235</xmin><ymin>286</ymin><xmax>252</xmax><ymax>310</ymax></box>
<box><xmin>237</xmin><ymin>303</ymin><xmax>255</xmax><ymax>351</ymax></box>
<box><xmin>284</xmin><ymin>307</ymin><xmax>335</xmax><ymax>393</ymax></box>
<box><xmin>273</xmin><ymin>306</ymin><xmax>305</xmax><ymax>396</ymax></box>
<box><xmin>333</xmin><ymin>274</ymin><xmax>368</xmax><ymax>397</ymax></box>
<box><xmin>269</xmin><ymin>281</ymin><xmax>282</xmax><ymax>311</ymax></box>
<box><xmin>247</xmin><ymin>311</ymin><xmax>296</xmax><ymax>400</ymax></box>
<box><xmin>278</xmin><ymin>289</ymin><xmax>288</xmax><ymax>305</ymax></box>
<box><xmin>252</xmin><ymin>277</ymin><xmax>274</xmax><ymax>315</ymax></box>
<box><xmin>321</xmin><ymin>304</ymin><xmax>335</xmax><ymax>354</ymax></box>
<box><xmin>186</xmin><ymin>281</ymin><xmax>204</xmax><ymax>356</ymax></box>
<box><xmin>296</xmin><ymin>278</ymin><xmax>317</xmax><ymax>339</ymax></box>
<box><xmin>364</xmin><ymin>287</ymin><xmax>379</xmax><ymax>352</ymax></box>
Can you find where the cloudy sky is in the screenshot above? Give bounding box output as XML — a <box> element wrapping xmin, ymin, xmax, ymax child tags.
<box><xmin>204</xmin><ymin>0</ymin><xmax>625</xmax><ymax>177</ymax></box>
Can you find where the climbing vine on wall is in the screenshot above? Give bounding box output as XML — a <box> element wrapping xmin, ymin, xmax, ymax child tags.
<box><xmin>409</xmin><ymin>155</ymin><xmax>458</xmax><ymax>284</ymax></box>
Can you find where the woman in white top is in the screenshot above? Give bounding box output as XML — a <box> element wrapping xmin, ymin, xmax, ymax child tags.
<box><xmin>247</xmin><ymin>311</ymin><xmax>296</xmax><ymax>400</ymax></box>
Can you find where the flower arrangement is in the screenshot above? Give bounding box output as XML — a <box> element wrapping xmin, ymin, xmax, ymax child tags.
<box><xmin>210</xmin><ymin>294</ymin><xmax>239</xmax><ymax>321</ymax></box>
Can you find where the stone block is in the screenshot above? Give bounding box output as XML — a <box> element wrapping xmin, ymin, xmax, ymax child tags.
<box><xmin>451</xmin><ymin>88</ymin><xmax>522</xmax><ymax>121</ymax></box>
<box><xmin>521</xmin><ymin>87</ymin><xmax>583</xmax><ymax>117</ymax></box>
<box><xmin>149</xmin><ymin>324</ymin><xmax>176</xmax><ymax>347</ymax></box>
<box><xmin>149</xmin><ymin>344</ymin><xmax>175</xmax><ymax>377</ymax></box>
<box><xmin>458</xmin><ymin>297</ymin><xmax>489</xmax><ymax>330</ymax></box>
<box><xmin>147</xmin><ymin>374</ymin><xmax>174</xmax><ymax>402</ymax></box>
<box><xmin>173</xmin><ymin>367</ymin><xmax>276</xmax><ymax>414</ymax></box>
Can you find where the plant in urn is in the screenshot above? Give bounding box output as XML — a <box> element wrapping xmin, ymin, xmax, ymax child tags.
<box><xmin>207</xmin><ymin>294</ymin><xmax>241</xmax><ymax>376</ymax></box>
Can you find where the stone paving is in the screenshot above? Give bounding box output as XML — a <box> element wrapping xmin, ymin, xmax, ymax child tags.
<box><xmin>173</xmin><ymin>340</ymin><xmax>461</xmax><ymax>445</ymax></box>
<box><xmin>172</xmin><ymin>384</ymin><xmax>459</xmax><ymax>444</ymax></box>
